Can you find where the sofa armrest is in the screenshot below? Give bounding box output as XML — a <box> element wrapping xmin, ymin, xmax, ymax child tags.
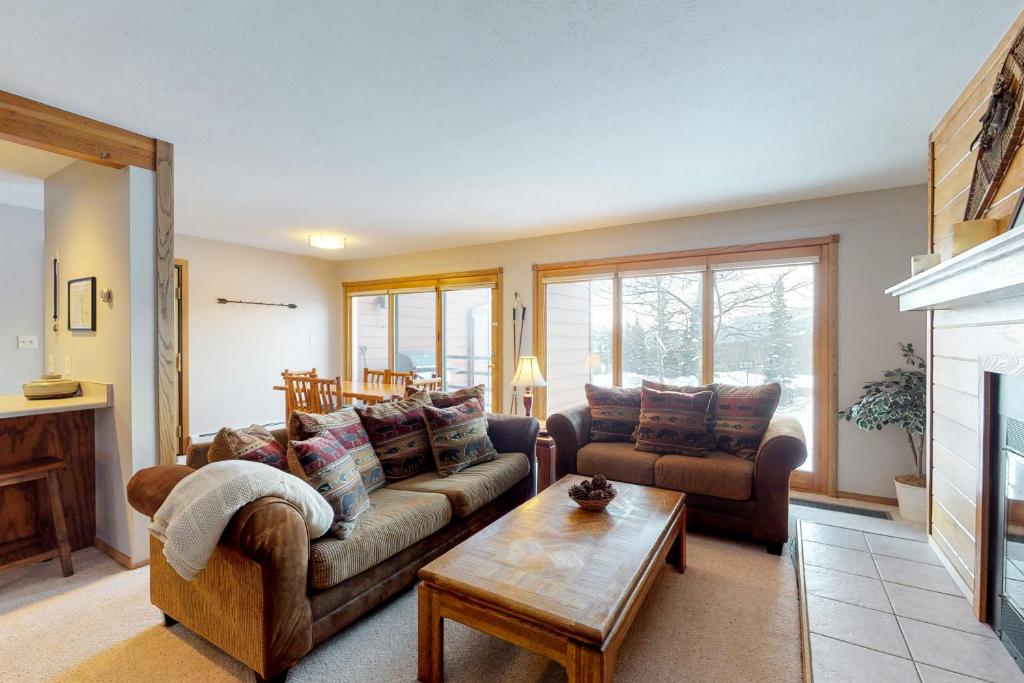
<box><xmin>127</xmin><ymin>465</ymin><xmax>195</xmax><ymax>517</ymax></box>
<box><xmin>752</xmin><ymin>414</ymin><xmax>808</xmax><ymax>544</ymax></box>
<box><xmin>546</xmin><ymin>402</ymin><xmax>591</xmax><ymax>480</ymax></box>
<box><xmin>487</xmin><ymin>413</ymin><xmax>540</xmax><ymax>455</ymax></box>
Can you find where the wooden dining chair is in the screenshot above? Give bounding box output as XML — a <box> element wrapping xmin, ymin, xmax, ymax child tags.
<box><xmin>389</xmin><ymin>370</ymin><xmax>417</xmax><ymax>387</ymax></box>
<box><xmin>284</xmin><ymin>374</ymin><xmax>321</xmax><ymax>417</ymax></box>
<box><xmin>282</xmin><ymin>368</ymin><xmax>317</xmax><ymax>379</ymax></box>
<box><xmin>410</xmin><ymin>375</ymin><xmax>443</xmax><ymax>391</ymax></box>
<box><xmin>363</xmin><ymin>368</ymin><xmax>390</xmax><ymax>384</ymax></box>
<box><xmin>313</xmin><ymin>377</ymin><xmax>344</xmax><ymax>413</ymax></box>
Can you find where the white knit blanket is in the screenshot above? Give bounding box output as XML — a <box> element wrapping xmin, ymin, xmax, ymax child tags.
<box><xmin>150</xmin><ymin>460</ymin><xmax>333</xmax><ymax>580</ymax></box>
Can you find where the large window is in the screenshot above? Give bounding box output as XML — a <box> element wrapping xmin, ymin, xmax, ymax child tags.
<box><xmin>535</xmin><ymin>238</ymin><xmax>837</xmax><ymax>493</ymax></box>
<box><xmin>344</xmin><ymin>270</ymin><xmax>502</xmax><ymax>411</ymax></box>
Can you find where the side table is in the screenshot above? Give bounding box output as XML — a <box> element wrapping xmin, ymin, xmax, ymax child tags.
<box><xmin>536</xmin><ymin>421</ymin><xmax>556</xmax><ymax>493</ymax></box>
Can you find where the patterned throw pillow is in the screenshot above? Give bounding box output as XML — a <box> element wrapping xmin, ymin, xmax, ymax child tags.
<box><xmin>405</xmin><ymin>384</ymin><xmax>486</xmax><ymax>408</ymax></box>
<box><xmin>287</xmin><ymin>433</ymin><xmax>370</xmax><ymax>539</ymax></box>
<box><xmin>710</xmin><ymin>383</ymin><xmax>781</xmax><ymax>460</ymax></box>
<box><xmin>207</xmin><ymin>424</ymin><xmax>288</xmax><ymax>470</ymax></box>
<box><xmin>355</xmin><ymin>392</ymin><xmax>433</xmax><ymax>481</ymax></box>
<box><xmin>642</xmin><ymin>380</ymin><xmax>715</xmax><ymax>447</ymax></box>
<box><xmin>422</xmin><ymin>398</ymin><xmax>498</xmax><ymax>476</ymax></box>
<box><xmin>289</xmin><ymin>408</ymin><xmax>385</xmax><ymax>493</ymax></box>
<box><xmin>634</xmin><ymin>387</ymin><xmax>714</xmax><ymax>456</ymax></box>
<box><xmin>585</xmin><ymin>384</ymin><xmax>641</xmax><ymax>442</ymax></box>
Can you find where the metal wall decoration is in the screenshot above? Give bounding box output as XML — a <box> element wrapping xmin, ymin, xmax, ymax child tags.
<box><xmin>216</xmin><ymin>297</ymin><xmax>298</xmax><ymax>309</ymax></box>
<box><xmin>965</xmin><ymin>27</ymin><xmax>1024</xmax><ymax>220</ymax></box>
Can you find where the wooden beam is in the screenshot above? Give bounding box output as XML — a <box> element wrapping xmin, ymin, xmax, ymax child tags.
<box><xmin>0</xmin><ymin>90</ymin><xmax>156</xmax><ymax>170</ymax></box>
<box><xmin>156</xmin><ymin>141</ymin><xmax>177</xmax><ymax>465</ymax></box>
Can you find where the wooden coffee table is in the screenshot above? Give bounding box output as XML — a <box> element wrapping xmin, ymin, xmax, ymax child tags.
<box><xmin>417</xmin><ymin>475</ymin><xmax>686</xmax><ymax>682</ymax></box>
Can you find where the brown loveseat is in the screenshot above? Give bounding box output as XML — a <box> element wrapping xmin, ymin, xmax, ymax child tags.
<box><xmin>127</xmin><ymin>414</ymin><xmax>539</xmax><ymax>682</ymax></box>
<box><xmin>547</xmin><ymin>403</ymin><xmax>805</xmax><ymax>554</ymax></box>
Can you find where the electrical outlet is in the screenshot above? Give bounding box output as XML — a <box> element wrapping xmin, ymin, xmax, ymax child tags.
<box><xmin>64</xmin><ymin>354</ymin><xmax>72</xmax><ymax>376</ymax></box>
<box><xmin>16</xmin><ymin>335</ymin><xmax>38</xmax><ymax>349</ymax></box>
<box><xmin>308</xmin><ymin>335</ymin><xmax>316</xmax><ymax>346</ymax></box>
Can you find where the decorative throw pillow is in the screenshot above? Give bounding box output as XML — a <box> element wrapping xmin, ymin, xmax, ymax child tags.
<box><xmin>641</xmin><ymin>380</ymin><xmax>716</xmax><ymax>447</ymax></box>
<box><xmin>207</xmin><ymin>424</ymin><xmax>288</xmax><ymax>470</ymax></box>
<box><xmin>287</xmin><ymin>433</ymin><xmax>370</xmax><ymax>539</ymax></box>
<box><xmin>634</xmin><ymin>387</ymin><xmax>714</xmax><ymax>456</ymax></box>
<box><xmin>710</xmin><ymin>383</ymin><xmax>781</xmax><ymax>460</ymax></box>
<box><xmin>355</xmin><ymin>391</ymin><xmax>433</xmax><ymax>481</ymax></box>
<box><xmin>422</xmin><ymin>398</ymin><xmax>498</xmax><ymax>476</ymax></box>
<box><xmin>289</xmin><ymin>408</ymin><xmax>385</xmax><ymax>493</ymax></box>
<box><xmin>405</xmin><ymin>384</ymin><xmax>486</xmax><ymax>408</ymax></box>
<box><xmin>585</xmin><ymin>384</ymin><xmax>641</xmax><ymax>442</ymax></box>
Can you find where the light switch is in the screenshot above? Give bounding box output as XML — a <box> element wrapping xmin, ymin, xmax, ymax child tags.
<box><xmin>308</xmin><ymin>335</ymin><xmax>316</xmax><ymax>346</ymax></box>
<box><xmin>16</xmin><ymin>335</ymin><xmax>38</xmax><ymax>349</ymax></box>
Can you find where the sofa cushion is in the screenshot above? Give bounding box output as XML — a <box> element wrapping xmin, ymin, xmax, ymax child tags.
<box><xmin>287</xmin><ymin>434</ymin><xmax>370</xmax><ymax>539</ymax></box>
<box><xmin>289</xmin><ymin>408</ymin><xmax>385</xmax><ymax>493</ymax></box>
<box><xmin>634</xmin><ymin>387</ymin><xmax>714</xmax><ymax>457</ymax></box>
<box><xmin>406</xmin><ymin>384</ymin><xmax>486</xmax><ymax>408</ymax></box>
<box><xmin>642</xmin><ymin>380</ymin><xmax>715</xmax><ymax>447</ymax></box>
<box><xmin>585</xmin><ymin>384</ymin><xmax>640</xmax><ymax>442</ymax></box>
<box><xmin>654</xmin><ymin>451</ymin><xmax>754</xmax><ymax>501</ymax></box>
<box><xmin>387</xmin><ymin>452</ymin><xmax>529</xmax><ymax>517</ymax></box>
<box><xmin>709</xmin><ymin>383</ymin><xmax>781</xmax><ymax>460</ymax></box>
<box><xmin>577</xmin><ymin>441</ymin><xmax>660</xmax><ymax>486</ymax></box>
<box><xmin>355</xmin><ymin>392</ymin><xmax>433</xmax><ymax>481</ymax></box>
<box><xmin>207</xmin><ymin>424</ymin><xmax>288</xmax><ymax>470</ymax></box>
<box><xmin>423</xmin><ymin>398</ymin><xmax>498</xmax><ymax>476</ymax></box>
<box><xmin>309</xmin><ymin>488</ymin><xmax>452</xmax><ymax>590</ymax></box>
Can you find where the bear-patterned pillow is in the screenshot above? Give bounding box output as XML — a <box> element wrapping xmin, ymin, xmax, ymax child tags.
<box><xmin>634</xmin><ymin>387</ymin><xmax>714</xmax><ymax>457</ymax></box>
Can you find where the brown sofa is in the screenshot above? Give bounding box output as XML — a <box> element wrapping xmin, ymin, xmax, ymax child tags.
<box><xmin>127</xmin><ymin>414</ymin><xmax>539</xmax><ymax>682</ymax></box>
<box><xmin>547</xmin><ymin>402</ymin><xmax>805</xmax><ymax>554</ymax></box>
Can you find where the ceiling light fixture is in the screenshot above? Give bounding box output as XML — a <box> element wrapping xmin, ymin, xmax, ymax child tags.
<box><xmin>308</xmin><ymin>233</ymin><xmax>346</xmax><ymax>250</ymax></box>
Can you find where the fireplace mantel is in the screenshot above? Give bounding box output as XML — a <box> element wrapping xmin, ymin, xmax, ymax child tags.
<box><xmin>886</xmin><ymin>228</ymin><xmax>1024</xmax><ymax>311</ymax></box>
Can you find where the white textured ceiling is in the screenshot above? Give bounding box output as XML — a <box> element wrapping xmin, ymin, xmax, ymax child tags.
<box><xmin>0</xmin><ymin>139</ymin><xmax>75</xmax><ymax>210</ymax></box>
<box><xmin>0</xmin><ymin>2</ymin><xmax>1019</xmax><ymax>259</ymax></box>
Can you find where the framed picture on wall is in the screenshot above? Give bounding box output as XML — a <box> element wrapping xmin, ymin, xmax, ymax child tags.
<box><xmin>1009</xmin><ymin>189</ymin><xmax>1024</xmax><ymax>231</ymax></box>
<box><xmin>68</xmin><ymin>277</ymin><xmax>96</xmax><ymax>331</ymax></box>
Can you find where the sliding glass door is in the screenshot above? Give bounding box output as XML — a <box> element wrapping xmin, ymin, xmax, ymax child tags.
<box><xmin>344</xmin><ymin>271</ymin><xmax>502</xmax><ymax>411</ymax></box>
<box><xmin>443</xmin><ymin>288</ymin><xmax>494</xmax><ymax>407</ymax></box>
<box><xmin>712</xmin><ymin>263</ymin><xmax>816</xmax><ymax>470</ymax></box>
<box><xmin>536</xmin><ymin>240</ymin><xmax>836</xmax><ymax>493</ymax></box>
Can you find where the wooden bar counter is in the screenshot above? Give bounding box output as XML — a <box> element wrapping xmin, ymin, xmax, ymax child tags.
<box><xmin>0</xmin><ymin>382</ymin><xmax>112</xmax><ymax>568</ymax></box>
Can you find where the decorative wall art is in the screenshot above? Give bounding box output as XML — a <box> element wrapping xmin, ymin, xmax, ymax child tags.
<box><xmin>68</xmin><ymin>277</ymin><xmax>97</xmax><ymax>331</ymax></box>
<box><xmin>965</xmin><ymin>27</ymin><xmax>1024</xmax><ymax>220</ymax></box>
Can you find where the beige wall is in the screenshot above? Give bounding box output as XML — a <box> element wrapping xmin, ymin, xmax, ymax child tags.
<box><xmin>0</xmin><ymin>201</ymin><xmax>44</xmax><ymax>392</ymax></box>
<box><xmin>336</xmin><ymin>185</ymin><xmax>928</xmax><ymax>498</ymax></box>
<box><xmin>175</xmin><ymin>235</ymin><xmax>341</xmax><ymax>436</ymax></box>
<box><xmin>44</xmin><ymin>161</ymin><xmax>157</xmax><ymax>563</ymax></box>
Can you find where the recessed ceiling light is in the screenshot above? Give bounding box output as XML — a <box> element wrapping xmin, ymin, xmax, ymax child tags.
<box><xmin>308</xmin><ymin>233</ymin><xmax>346</xmax><ymax>250</ymax></box>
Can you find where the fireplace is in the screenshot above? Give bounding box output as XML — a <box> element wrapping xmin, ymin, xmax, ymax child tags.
<box><xmin>988</xmin><ymin>372</ymin><xmax>1024</xmax><ymax>671</ymax></box>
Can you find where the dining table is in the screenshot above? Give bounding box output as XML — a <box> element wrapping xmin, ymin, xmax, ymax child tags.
<box><xmin>273</xmin><ymin>380</ymin><xmax>409</xmax><ymax>405</ymax></box>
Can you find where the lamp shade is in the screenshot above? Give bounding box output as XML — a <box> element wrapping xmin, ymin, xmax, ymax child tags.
<box><xmin>512</xmin><ymin>355</ymin><xmax>547</xmax><ymax>388</ymax></box>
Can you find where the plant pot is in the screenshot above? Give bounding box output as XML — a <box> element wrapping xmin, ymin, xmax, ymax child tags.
<box><xmin>894</xmin><ymin>474</ymin><xmax>927</xmax><ymax>522</ymax></box>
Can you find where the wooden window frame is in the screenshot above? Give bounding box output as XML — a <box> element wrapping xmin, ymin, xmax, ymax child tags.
<box><xmin>533</xmin><ymin>236</ymin><xmax>838</xmax><ymax>495</ymax></box>
<box><xmin>343</xmin><ymin>269</ymin><xmax>503</xmax><ymax>412</ymax></box>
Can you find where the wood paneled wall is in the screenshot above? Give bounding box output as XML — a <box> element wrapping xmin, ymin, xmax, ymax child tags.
<box><xmin>928</xmin><ymin>13</ymin><xmax>1024</xmax><ymax>598</ymax></box>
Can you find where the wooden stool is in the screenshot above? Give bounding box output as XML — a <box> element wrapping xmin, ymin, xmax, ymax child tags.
<box><xmin>0</xmin><ymin>457</ymin><xmax>74</xmax><ymax>576</ymax></box>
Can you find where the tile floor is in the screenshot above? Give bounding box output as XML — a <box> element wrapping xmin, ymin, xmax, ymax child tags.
<box><xmin>796</xmin><ymin>515</ymin><xmax>1024</xmax><ymax>682</ymax></box>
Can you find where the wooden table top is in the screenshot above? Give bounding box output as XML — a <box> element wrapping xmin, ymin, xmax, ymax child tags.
<box><xmin>273</xmin><ymin>380</ymin><xmax>408</xmax><ymax>402</ymax></box>
<box><xmin>418</xmin><ymin>475</ymin><xmax>685</xmax><ymax>644</ymax></box>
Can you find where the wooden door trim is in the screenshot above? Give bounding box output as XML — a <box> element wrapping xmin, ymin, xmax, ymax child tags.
<box><xmin>0</xmin><ymin>89</ymin><xmax>175</xmax><ymax>465</ymax></box>
<box><xmin>175</xmin><ymin>259</ymin><xmax>190</xmax><ymax>453</ymax></box>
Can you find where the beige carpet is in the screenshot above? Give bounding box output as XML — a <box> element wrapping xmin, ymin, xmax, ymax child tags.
<box><xmin>0</xmin><ymin>532</ymin><xmax>801</xmax><ymax>682</ymax></box>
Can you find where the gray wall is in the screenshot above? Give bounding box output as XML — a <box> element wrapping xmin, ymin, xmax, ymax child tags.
<box><xmin>336</xmin><ymin>185</ymin><xmax>928</xmax><ymax>498</ymax></box>
<box><xmin>0</xmin><ymin>201</ymin><xmax>44</xmax><ymax>392</ymax></box>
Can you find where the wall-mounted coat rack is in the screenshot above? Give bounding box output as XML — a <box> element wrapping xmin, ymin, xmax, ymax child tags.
<box><xmin>216</xmin><ymin>297</ymin><xmax>298</xmax><ymax>309</ymax></box>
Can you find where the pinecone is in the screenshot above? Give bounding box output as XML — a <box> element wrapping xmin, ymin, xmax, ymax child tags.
<box><xmin>568</xmin><ymin>483</ymin><xmax>588</xmax><ymax>500</ymax></box>
<box><xmin>592</xmin><ymin>474</ymin><xmax>609</xmax><ymax>490</ymax></box>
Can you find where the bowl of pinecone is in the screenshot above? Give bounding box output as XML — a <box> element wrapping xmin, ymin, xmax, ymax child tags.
<box><xmin>568</xmin><ymin>475</ymin><xmax>617</xmax><ymax>512</ymax></box>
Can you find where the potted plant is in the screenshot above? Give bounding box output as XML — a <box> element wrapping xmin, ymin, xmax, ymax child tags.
<box><xmin>838</xmin><ymin>342</ymin><xmax>927</xmax><ymax>521</ymax></box>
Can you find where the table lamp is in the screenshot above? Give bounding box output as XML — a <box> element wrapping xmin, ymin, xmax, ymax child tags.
<box><xmin>512</xmin><ymin>356</ymin><xmax>546</xmax><ymax>417</ymax></box>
